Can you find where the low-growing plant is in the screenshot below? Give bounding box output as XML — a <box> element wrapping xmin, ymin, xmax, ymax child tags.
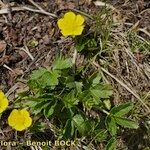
<box><xmin>14</xmin><ymin>56</ymin><xmax>139</xmax><ymax>149</ymax></box>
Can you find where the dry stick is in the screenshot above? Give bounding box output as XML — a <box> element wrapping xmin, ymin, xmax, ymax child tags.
<box><xmin>138</xmin><ymin>28</ymin><xmax>150</xmax><ymax>38</ymax></box>
<box><xmin>28</xmin><ymin>0</ymin><xmax>57</xmax><ymax>18</ymax></box>
<box><xmin>3</xmin><ymin>64</ymin><xmax>14</xmax><ymax>72</ymax></box>
<box><xmin>93</xmin><ymin>62</ymin><xmax>150</xmax><ymax>113</ymax></box>
<box><xmin>6</xmin><ymin>83</ymin><xmax>19</xmax><ymax>97</ymax></box>
<box><xmin>0</xmin><ymin>6</ymin><xmax>57</xmax><ymax>18</ymax></box>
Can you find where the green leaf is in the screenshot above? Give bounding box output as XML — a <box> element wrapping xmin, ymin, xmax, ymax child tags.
<box><xmin>33</xmin><ymin>101</ymin><xmax>49</xmax><ymax>115</ymax></box>
<box><xmin>105</xmin><ymin>116</ymin><xmax>117</xmax><ymax>136</ymax></box>
<box><xmin>44</xmin><ymin>101</ymin><xmax>56</xmax><ymax>117</ymax></box>
<box><xmin>73</xmin><ymin>114</ymin><xmax>91</xmax><ymax>135</ymax></box>
<box><xmin>80</xmin><ymin>89</ymin><xmax>101</xmax><ymax>108</ymax></box>
<box><xmin>90</xmin><ymin>84</ymin><xmax>113</xmax><ymax>99</ymax></box>
<box><xmin>75</xmin><ymin>42</ymin><xmax>86</xmax><ymax>52</ymax></box>
<box><xmin>31</xmin><ymin>68</ymin><xmax>47</xmax><ymax>80</ymax></box>
<box><xmin>75</xmin><ymin>82</ymin><xmax>83</xmax><ymax>94</ymax></box>
<box><xmin>27</xmin><ymin>79</ymin><xmax>40</xmax><ymax>89</ymax></box>
<box><xmin>94</xmin><ymin>129</ymin><xmax>108</xmax><ymax>142</ymax></box>
<box><xmin>84</xmin><ymin>97</ymin><xmax>98</xmax><ymax>109</ymax></box>
<box><xmin>115</xmin><ymin>117</ymin><xmax>139</xmax><ymax>129</ymax></box>
<box><xmin>106</xmin><ymin>137</ymin><xmax>117</xmax><ymax>150</ymax></box>
<box><xmin>92</xmin><ymin>76</ymin><xmax>101</xmax><ymax>86</ymax></box>
<box><xmin>110</xmin><ymin>103</ymin><xmax>133</xmax><ymax>117</ymax></box>
<box><xmin>23</xmin><ymin>100</ymin><xmax>38</xmax><ymax>108</ymax></box>
<box><xmin>103</xmin><ymin>99</ymin><xmax>111</xmax><ymax>110</ymax></box>
<box><xmin>52</xmin><ymin>57</ymin><xmax>72</xmax><ymax>70</ymax></box>
<box><xmin>40</xmin><ymin>70</ymin><xmax>59</xmax><ymax>87</ymax></box>
<box><xmin>25</xmin><ymin>97</ymin><xmax>50</xmax><ymax>102</ymax></box>
<box><xmin>63</xmin><ymin>90</ymin><xmax>79</xmax><ymax>108</ymax></box>
<box><xmin>63</xmin><ymin>119</ymin><xmax>74</xmax><ymax>138</ymax></box>
<box><xmin>30</xmin><ymin>122</ymin><xmax>45</xmax><ymax>133</ymax></box>
<box><xmin>66</xmin><ymin>81</ymin><xmax>83</xmax><ymax>94</ymax></box>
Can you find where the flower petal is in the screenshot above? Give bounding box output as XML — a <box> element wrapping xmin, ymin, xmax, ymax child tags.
<box><xmin>0</xmin><ymin>91</ymin><xmax>5</xmax><ymax>99</ymax></box>
<box><xmin>61</xmin><ymin>29</ymin><xmax>73</xmax><ymax>37</ymax></box>
<box><xmin>75</xmin><ymin>15</ymin><xmax>85</xmax><ymax>26</ymax></box>
<box><xmin>64</xmin><ymin>12</ymin><xmax>76</xmax><ymax>23</ymax></box>
<box><xmin>1</xmin><ymin>98</ymin><xmax>8</xmax><ymax>108</ymax></box>
<box><xmin>8</xmin><ymin>109</ymin><xmax>18</xmax><ymax>126</ymax></box>
<box><xmin>73</xmin><ymin>25</ymin><xmax>84</xmax><ymax>35</ymax></box>
<box><xmin>20</xmin><ymin>109</ymin><xmax>30</xmax><ymax>117</ymax></box>
<box><xmin>24</xmin><ymin>116</ymin><xmax>32</xmax><ymax>128</ymax></box>
<box><xmin>14</xmin><ymin>124</ymin><xmax>26</xmax><ymax>131</ymax></box>
<box><xmin>57</xmin><ymin>18</ymin><xmax>66</xmax><ymax>30</ymax></box>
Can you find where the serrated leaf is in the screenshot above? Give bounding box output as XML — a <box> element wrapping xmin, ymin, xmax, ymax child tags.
<box><xmin>52</xmin><ymin>57</ymin><xmax>72</xmax><ymax>70</ymax></box>
<box><xmin>92</xmin><ymin>75</ymin><xmax>101</xmax><ymax>86</ymax></box>
<box><xmin>115</xmin><ymin>117</ymin><xmax>139</xmax><ymax>129</ymax></box>
<box><xmin>73</xmin><ymin>114</ymin><xmax>91</xmax><ymax>135</ymax></box>
<box><xmin>27</xmin><ymin>80</ymin><xmax>40</xmax><ymax>89</ymax></box>
<box><xmin>63</xmin><ymin>90</ymin><xmax>79</xmax><ymax>108</ymax></box>
<box><xmin>90</xmin><ymin>89</ymin><xmax>113</xmax><ymax>99</ymax></box>
<box><xmin>66</xmin><ymin>81</ymin><xmax>83</xmax><ymax>94</ymax></box>
<box><xmin>84</xmin><ymin>97</ymin><xmax>97</xmax><ymax>109</ymax></box>
<box><xmin>105</xmin><ymin>116</ymin><xmax>117</xmax><ymax>136</ymax></box>
<box><xmin>40</xmin><ymin>70</ymin><xmax>59</xmax><ymax>87</ymax></box>
<box><xmin>90</xmin><ymin>84</ymin><xmax>113</xmax><ymax>99</ymax></box>
<box><xmin>110</xmin><ymin>103</ymin><xmax>133</xmax><ymax>117</ymax></box>
<box><xmin>31</xmin><ymin>68</ymin><xmax>47</xmax><ymax>80</ymax></box>
<box><xmin>106</xmin><ymin>137</ymin><xmax>117</xmax><ymax>150</ymax></box>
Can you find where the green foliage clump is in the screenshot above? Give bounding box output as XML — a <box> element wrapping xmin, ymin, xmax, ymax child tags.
<box><xmin>15</xmin><ymin>56</ymin><xmax>138</xmax><ymax>149</ymax></box>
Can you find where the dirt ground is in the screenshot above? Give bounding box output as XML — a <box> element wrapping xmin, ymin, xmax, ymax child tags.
<box><xmin>0</xmin><ymin>0</ymin><xmax>150</xmax><ymax>149</ymax></box>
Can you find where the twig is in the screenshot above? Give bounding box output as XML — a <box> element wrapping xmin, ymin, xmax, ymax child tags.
<box><xmin>72</xmin><ymin>48</ymin><xmax>77</xmax><ymax>64</ymax></box>
<box><xmin>3</xmin><ymin>64</ymin><xmax>14</xmax><ymax>72</ymax></box>
<box><xmin>93</xmin><ymin>62</ymin><xmax>150</xmax><ymax>113</ymax></box>
<box><xmin>6</xmin><ymin>83</ymin><xmax>19</xmax><ymax>97</ymax></box>
<box><xmin>28</xmin><ymin>0</ymin><xmax>57</xmax><ymax>18</ymax></box>
<box><xmin>138</xmin><ymin>28</ymin><xmax>150</xmax><ymax>38</ymax></box>
<box><xmin>0</xmin><ymin>6</ymin><xmax>57</xmax><ymax>18</ymax></box>
<box><xmin>21</xmin><ymin>41</ymin><xmax>34</xmax><ymax>61</ymax></box>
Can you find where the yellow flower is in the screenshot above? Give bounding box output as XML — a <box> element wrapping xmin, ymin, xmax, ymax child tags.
<box><xmin>8</xmin><ymin>109</ymin><xmax>32</xmax><ymax>131</ymax></box>
<box><xmin>0</xmin><ymin>90</ymin><xmax>9</xmax><ymax>113</ymax></box>
<box><xmin>57</xmin><ymin>11</ymin><xmax>85</xmax><ymax>37</ymax></box>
